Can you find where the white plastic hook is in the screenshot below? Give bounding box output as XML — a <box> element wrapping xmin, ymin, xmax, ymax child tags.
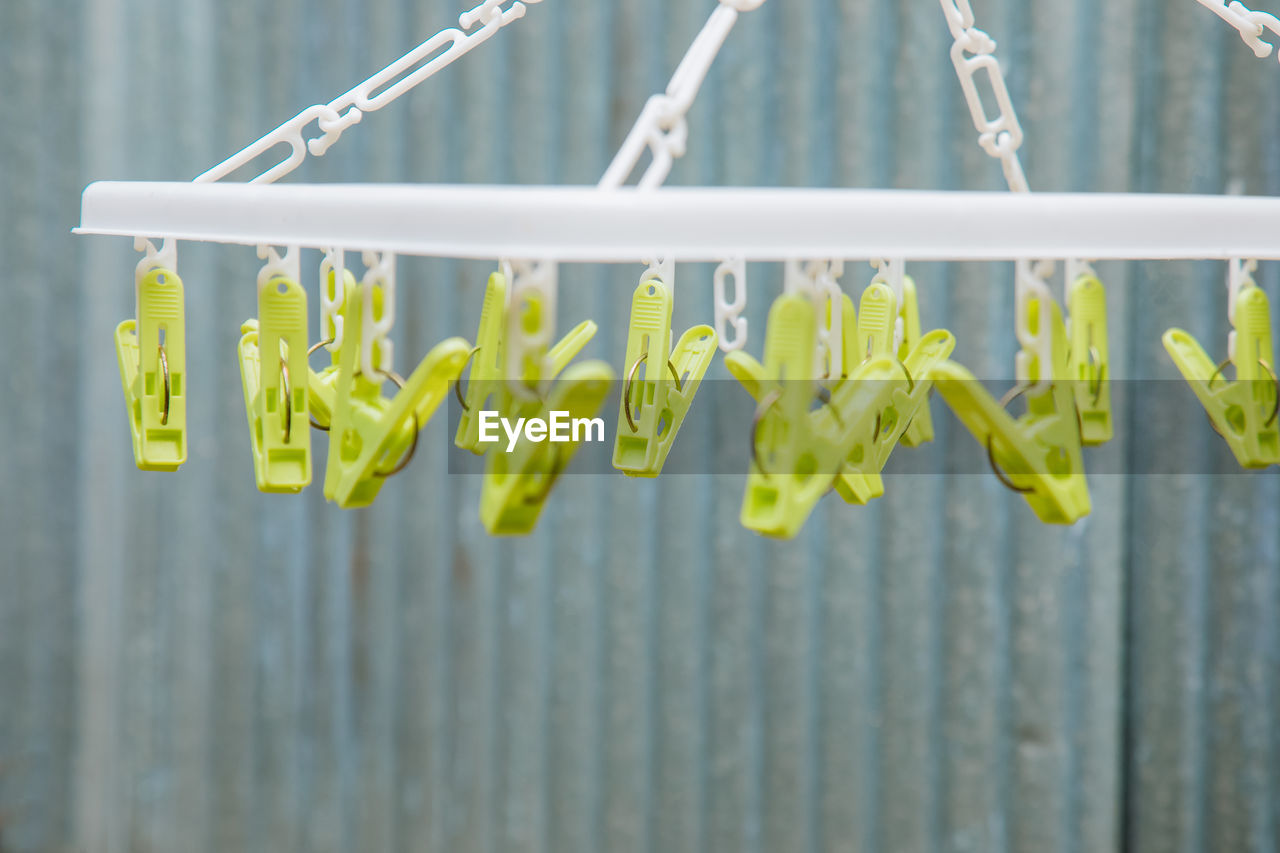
<box><xmin>714</xmin><ymin>258</ymin><xmax>748</xmax><ymax>353</ymax></box>
<box><xmin>641</xmin><ymin>257</ymin><xmax>675</xmax><ymax>291</ymax></box>
<box><xmin>359</xmin><ymin>251</ymin><xmax>396</xmax><ymax>378</ymax></box>
<box><xmin>256</xmin><ymin>245</ymin><xmax>301</xmax><ymax>291</ymax></box>
<box><xmin>1227</xmin><ymin>258</ymin><xmax>1260</xmax><ymax>363</ymax></box>
<box><xmin>785</xmin><ymin>259</ymin><xmax>844</xmax><ymax>379</ymax></box>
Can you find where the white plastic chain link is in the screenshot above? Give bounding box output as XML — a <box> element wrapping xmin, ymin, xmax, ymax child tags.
<box><xmin>598</xmin><ymin>0</ymin><xmax>768</xmax><ymax>355</ymax></box>
<box><xmin>319</xmin><ymin>249</ymin><xmax>348</xmax><ymax>352</ymax></box>
<box><xmin>939</xmin><ymin>0</ymin><xmax>1064</xmax><ymax>387</ymax></box>
<box><xmin>714</xmin><ymin>258</ymin><xmax>748</xmax><ymax>352</ymax></box>
<box><xmin>134</xmin><ymin>238</ymin><xmax>177</xmax><ymax>321</ymax></box>
<box><xmin>1196</xmin><ymin>0</ymin><xmax>1280</xmax><ymax>60</ymax></box>
<box><xmin>196</xmin><ymin>0</ymin><xmax>540</xmax><ymax>185</ymax></box>
<box><xmin>360</xmin><ymin>251</ymin><xmax>396</xmax><ymax>378</ymax></box>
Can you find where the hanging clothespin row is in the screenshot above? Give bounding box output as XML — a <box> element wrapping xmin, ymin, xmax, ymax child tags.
<box><xmin>1064</xmin><ymin>260</ymin><xmax>1112</xmax><ymax>445</ymax></box>
<box><xmin>461</xmin><ymin>262</ymin><xmax>615</xmax><ymax>535</ymax></box>
<box><xmin>834</xmin><ymin>270</ymin><xmax>956</xmax><ymax>505</ymax></box>
<box><xmin>932</xmin><ymin>262</ymin><xmax>1091</xmax><ymax>524</ymax></box>
<box><xmin>1163</xmin><ymin>259</ymin><xmax>1280</xmax><ymax>468</ymax></box>
<box><xmin>116</xmin><ymin>238</ymin><xmax>187</xmax><ymax>471</ymax></box>
<box><xmin>238</xmin><ymin>246</ymin><xmax>311</xmax><ymax>493</ymax></box>
<box><xmin>322</xmin><ymin>252</ymin><xmax>471</xmax><ymax>508</ymax></box>
<box><xmin>613</xmin><ymin>259</ymin><xmax>718</xmax><ymax>477</ymax></box>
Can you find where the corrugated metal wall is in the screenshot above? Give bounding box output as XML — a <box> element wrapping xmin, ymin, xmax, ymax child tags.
<box><xmin>0</xmin><ymin>0</ymin><xmax>1277</xmax><ymax>851</ymax></box>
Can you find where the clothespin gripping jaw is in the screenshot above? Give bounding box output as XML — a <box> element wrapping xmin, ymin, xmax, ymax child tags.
<box><xmin>932</xmin><ymin>295</ymin><xmax>1092</xmax><ymax>524</ymax></box>
<box><xmin>322</xmin><ymin>255</ymin><xmax>471</xmax><ymax>508</ymax></box>
<box><xmin>116</xmin><ymin>238</ymin><xmax>187</xmax><ymax>471</ymax></box>
<box><xmin>1163</xmin><ymin>277</ymin><xmax>1280</xmax><ymax>468</ymax></box>
<box><xmin>1064</xmin><ymin>260</ymin><xmax>1112</xmax><ymax>446</ymax></box>
<box><xmin>239</xmin><ymin>252</ymin><xmax>311</xmax><ymax>492</ymax></box>
<box><xmin>726</xmin><ymin>293</ymin><xmax>848</xmax><ymax>539</ymax></box>
<box><xmin>613</xmin><ymin>276</ymin><xmax>718</xmax><ymax>477</ymax></box>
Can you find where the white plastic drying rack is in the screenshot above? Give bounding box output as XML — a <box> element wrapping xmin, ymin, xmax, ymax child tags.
<box><xmin>75</xmin><ymin>0</ymin><xmax>1280</xmax><ymax>360</ymax></box>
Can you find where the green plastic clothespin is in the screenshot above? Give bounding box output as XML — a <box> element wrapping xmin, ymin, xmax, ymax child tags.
<box><xmin>1067</xmin><ymin>272</ymin><xmax>1113</xmax><ymax>445</ymax></box>
<box><xmin>613</xmin><ymin>279</ymin><xmax>718</xmax><ymax>476</ymax></box>
<box><xmin>456</xmin><ymin>272</ymin><xmax>511</xmax><ymax>453</ymax></box>
<box><xmin>1164</xmin><ymin>284</ymin><xmax>1280</xmax><ymax>468</ymax></box>
<box><xmin>476</xmin><ymin>281</ymin><xmax>614</xmax><ymax>536</ymax></box>
<box><xmin>322</xmin><ymin>278</ymin><xmax>470</xmax><ymax>509</ymax></box>
<box><xmin>116</xmin><ymin>266</ymin><xmax>187</xmax><ymax>471</ymax></box>
<box><xmin>726</xmin><ymin>294</ymin><xmax>852</xmax><ymax>538</ymax></box>
<box><xmin>932</xmin><ymin>296</ymin><xmax>1092</xmax><ymax>524</ymax></box>
<box><xmin>834</xmin><ymin>328</ymin><xmax>956</xmax><ymax>505</ymax></box>
<box><xmin>239</xmin><ymin>277</ymin><xmax>310</xmax><ymax>493</ymax></box>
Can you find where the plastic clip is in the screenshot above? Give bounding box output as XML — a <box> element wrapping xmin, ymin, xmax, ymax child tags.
<box><xmin>613</xmin><ymin>279</ymin><xmax>718</xmax><ymax>476</ymax></box>
<box><xmin>322</xmin><ymin>273</ymin><xmax>471</xmax><ymax>508</ymax></box>
<box><xmin>834</xmin><ymin>327</ymin><xmax>957</xmax><ymax>506</ymax></box>
<box><xmin>471</xmin><ymin>275</ymin><xmax>614</xmax><ymax>535</ymax></box>
<box><xmin>897</xmin><ymin>276</ymin><xmax>939</xmax><ymax>447</ymax></box>
<box><xmin>725</xmin><ymin>294</ymin><xmax>850</xmax><ymax>538</ymax></box>
<box><xmin>932</xmin><ymin>297</ymin><xmax>1092</xmax><ymax>524</ymax></box>
<box><xmin>116</xmin><ymin>262</ymin><xmax>187</xmax><ymax>471</ymax></box>
<box><xmin>239</xmin><ymin>276</ymin><xmax>310</xmax><ymax>492</ymax></box>
<box><xmin>1066</xmin><ymin>271</ymin><xmax>1112</xmax><ymax>445</ymax></box>
<box><xmin>1164</xmin><ymin>284</ymin><xmax>1280</xmax><ymax>468</ymax></box>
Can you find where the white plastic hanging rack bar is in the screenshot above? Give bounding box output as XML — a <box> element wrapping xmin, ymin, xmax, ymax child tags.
<box><xmin>1195</xmin><ymin>0</ymin><xmax>1280</xmax><ymax>60</ymax></box>
<box><xmin>939</xmin><ymin>0</ymin><xmax>1064</xmax><ymax>388</ymax></box>
<box><xmin>598</xmin><ymin>0</ymin><xmax>767</xmax><ymax>353</ymax></box>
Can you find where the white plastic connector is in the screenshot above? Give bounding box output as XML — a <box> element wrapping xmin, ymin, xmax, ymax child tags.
<box><xmin>359</xmin><ymin>251</ymin><xmax>396</xmax><ymax>378</ymax></box>
<box><xmin>319</xmin><ymin>249</ymin><xmax>348</xmax><ymax>352</ymax></box>
<box><xmin>713</xmin><ymin>258</ymin><xmax>748</xmax><ymax>353</ymax></box>
<box><xmin>256</xmin><ymin>245</ymin><xmax>301</xmax><ymax>291</ymax></box>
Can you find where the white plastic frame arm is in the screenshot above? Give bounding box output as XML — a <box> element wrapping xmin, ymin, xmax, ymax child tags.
<box><xmin>195</xmin><ymin>0</ymin><xmax>541</xmax><ymax>185</ymax></box>
<box><xmin>1196</xmin><ymin>0</ymin><xmax>1280</xmax><ymax>60</ymax></box>
<box><xmin>599</xmin><ymin>0</ymin><xmax>768</xmax><ymax>191</ymax></box>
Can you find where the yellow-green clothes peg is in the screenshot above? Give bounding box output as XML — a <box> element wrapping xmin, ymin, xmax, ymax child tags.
<box><xmin>726</xmin><ymin>294</ymin><xmax>852</xmax><ymax>539</ymax></box>
<box><xmin>1067</xmin><ymin>273</ymin><xmax>1113</xmax><ymax>445</ymax></box>
<box><xmin>307</xmin><ymin>268</ymin><xmax>359</xmax><ymax>431</ymax></box>
<box><xmin>1164</xmin><ymin>284</ymin><xmax>1280</xmax><ymax>468</ymax></box>
<box><xmin>238</xmin><ymin>277</ymin><xmax>310</xmax><ymax>493</ymax></box>
<box><xmin>480</xmin><ymin>360</ymin><xmax>614</xmax><ymax>536</ymax></box>
<box><xmin>116</xmin><ymin>267</ymin><xmax>187</xmax><ymax>471</ymax></box>
<box><xmin>834</xmin><ymin>328</ymin><xmax>957</xmax><ymax>505</ymax></box>
<box><xmin>456</xmin><ymin>272</ymin><xmax>510</xmax><ymax>453</ymax></box>
<box><xmin>613</xmin><ymin>280</ymin><xmax>718</xmax><ymax>477</ymax></box>
<box><xmin>322</xmin><ymin>280</ymin><xmax>471</xmax><ymax>509</ymax></box>
<box><xmin>932</xmin><ymin>297</ymin><xmax>1092</xmax><ymax>524</ymax></box>
<box><xmin>898</xmin><ymin>276</ymin><xmax>938</xmax><ymax>447</ymax></box>
<box><xmin>478</xmin><ymin>285</ymin><xmax>614</xmax><ymax>535</ymax></box>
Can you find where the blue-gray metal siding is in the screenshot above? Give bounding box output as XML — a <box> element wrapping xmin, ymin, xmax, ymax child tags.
<box><xmin>0</xmin><ymin>0</ymin><xmax>1276</xmax><ymax>851</ymax></box>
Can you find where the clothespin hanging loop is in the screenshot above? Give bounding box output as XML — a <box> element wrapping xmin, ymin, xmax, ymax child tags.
<box><xmin>319</xmin><ymin>249</ymin><xmax>348</xmax><ymax>353</ymax></box>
